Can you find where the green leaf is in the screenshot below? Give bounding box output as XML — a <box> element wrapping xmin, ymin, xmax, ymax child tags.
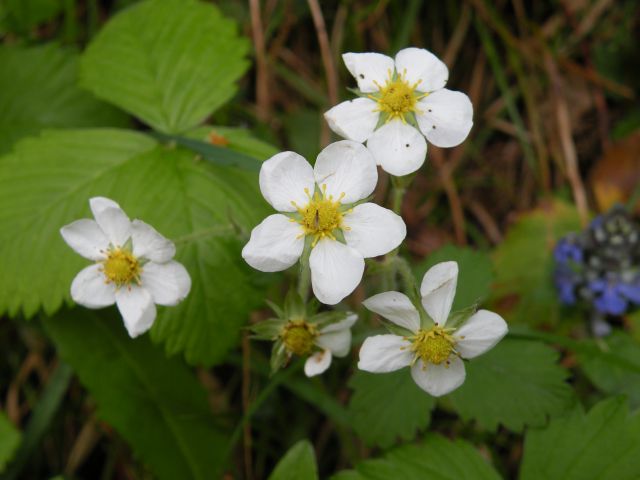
<box><xmin>44</xmin><ymin>309</ymin><xmax>229</xmax><ymax>480</ymax></box>
<box><xmin>347</xmin><ymin>370</ymin><xmax>435</xmax><ymax>449</ymax></box>
<box><xmin>415</xmin><ymin>245</ymin><xmax>493</xmax><ymax>311</ymax></box>
<box><xmin>80</xmin><ymin>0</ymin><xmax>249</xmax><ymax>134</ymax></box>
<box><xmin>450</xmin><ymin>338</ymin><xmax>574</xmax><ymax>432</ymax></box>
<box><xmin>492</xmin><ymin>200</ymin><xmax>582</xmax><ymax>326</ymax></box>
<box><xmin>0</xmin><ymin>44</ymin><xmax>127</xmax><ymax>155</ymax></box>
<box><xmin>520</xmin><ymin>397</ymin><xmax>640</xmax><ymax>480</ymax></box>
<box><xmin>0</xmin><ymin>412</ymin><xmax>20</xmax><ymax>473</ymax></box>
<box><xmin>579</xmin><ymin>331</ymin><xmax>640</xmax><ymax>407</ymax></box>
<box><xmin>0</xmin><ymin>129</ymin><xmax>269</xmax><ymax>365</ymax></box>
<box><xmin>332</xmin><ymin>434</ymin><xmax>501</xmax><ymax>480</ymax></box>
<box><xmin>268</xmin><ymin>440</ymin><xmax>318</xmax><ymax>480</ymax></box>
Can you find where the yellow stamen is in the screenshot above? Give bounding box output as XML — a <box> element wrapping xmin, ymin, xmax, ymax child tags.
<box><xmin>407</xmin><ymin>325</ymin><xmax>458</xmax><ymax>367</ymax></box>
<box><xmin>372</xmin><ymin>71</ymin><xmax>427</xmax><ymax>122</ymax></box>
<box><xmin>295</xmin><ymin>186</ymin><xmax>345</xmax><ymax>246</ymax></box>
<box><xmin>100</xmin><ymin>246</ymin><xmax>141</xmax><ymax>287</ymax></box>
<box><xmin>281</xmin><ymin>320</ymin><xmax>318</xmax><ymax>356</ymax></box>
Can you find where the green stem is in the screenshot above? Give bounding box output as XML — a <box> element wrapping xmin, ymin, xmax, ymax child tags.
<box><xmin>391</xmin><ymin>182</ymin><xmax>406</xmax><ymax>215</ymax></box>
<box><xmin>224</xmin><ymin>362</ymin><xmax>303</xmax><ymax>461</ymax></box>
<box><xmin>297</xmin><ymin>246</ymin><xmax>312</xmax><ymax>303</ymax></box>
<box><xmin>394</xmin><ymin>256</ymin><xmax>419</xmax><ymax>302</ymax></box>
<box><xmin>4</xmin><ymin>362</ymin><xmax>73</xmax><ymax>480</ymax></box>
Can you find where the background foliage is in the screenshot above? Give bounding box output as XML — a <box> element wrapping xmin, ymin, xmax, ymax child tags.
<box><xmin>1</xmin><ymin>0</ymin><xmax>639</xmax><ymax>479</ymax></box>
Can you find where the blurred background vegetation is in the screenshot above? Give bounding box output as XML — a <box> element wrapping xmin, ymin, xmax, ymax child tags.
<box><xmin>1</xmin><ymin>0</ymin><xmax>639</xmax><ymax>478</ymax></box>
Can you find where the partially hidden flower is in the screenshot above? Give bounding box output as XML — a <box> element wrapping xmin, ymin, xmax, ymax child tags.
<box><xmin>255</xmin><ymin>312</ymin><xmax>358</xmax><ymax>377</ymax></box>
<box><xmin>358</xmin><ymin>261</ymin><xmax>507</xmax><ymax>397</ymax></box>
<box><xmin>60</xmin><ymin>197</ymin><xmax>191</xmax><ymax>338</ymax></box>
<box><xmin>325</xmin><ymin>47</ymin><xmax>473</xmax><ymax>176</ymax></box>
<box><xmin>242</xmin><ymin>140</ymin><xmax>406</xmax><ymax>305</ymax></box>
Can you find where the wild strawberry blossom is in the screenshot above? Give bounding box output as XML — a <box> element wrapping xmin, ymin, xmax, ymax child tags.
<box><xmin>325</xmin><ymin>47</ymin><xmax>473</xmax><ymax>176</ymax></box>
<box><xmin>278</xmin><ymin>314</ymin><xmax>357</xmax><ymax>377</ymax></box>
<box><xmin>358</xmin><ymin>261</ymin><xmax>507</xmax><ymax>396</ymax></box>
<box><xmin>242</xmin><ymin>140</ymin><xmax>406</xmax><ymax>305</ymax></box>
<box><xmin>60</xmin><ymin>197</ymin><xmax>191</xmax><ymax>338</ymax></box>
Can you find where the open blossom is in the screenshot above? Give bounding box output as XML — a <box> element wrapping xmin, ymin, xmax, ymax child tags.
<box><xmin>242</xmin><ymin>140</ymin><xmax>406</xmax><ymax>305</ymax></box>
<box><xmin>325</xmin><ymin>47</ymin><xmax>473</xmax><ymax>176</ymax></box>
<box><xmin>358</xmin><ymin>261</ymin><xmax>507</xmax><ymax>397</ymax></box>
<box><xmin>60</xmin><ymin>197</ymin><xmax>191</xmax><ymax>338</ymax></box>
<box><xmin>280</xmin><ymin>314</ymin><xmax>357</xmax><ymax>377</ymax></box>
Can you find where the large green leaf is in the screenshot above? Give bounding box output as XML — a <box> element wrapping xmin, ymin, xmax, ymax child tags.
<box><xmin>415</xmin><ymin>245</ymin><xmax>493</xmax><ymax>311</ymax></box>
<box><xmin>579</xmin><ymin>331</ymin><xmax>640</xmax><ymax>407</ymax></box>
<box><xmin>348</xmin><ymin>370</ymin><xmax>435</xmax><ymax>449</ymax></box>
<box><xmin>80</xmin><ymin>0</ymin><xmax>249</xmax><ymax>134</ymax></box>
<box><xmin>268</xmin><ymin>440</ymin><xmax>318</xmax><ymax>480</ymax></box>
<box><xmin>520</xmin><ymin>397</ymin><xmax>640</xmax><ymax>480</ymax></box>
<box><xmin>492</xmin><ymin>200</ymin><xmax>581</xmax><ymax>326</ymax></box>
<box><xmin>0</xmin><ymin>129</ymin><xmax>269</xmax><ymax>365</ymax></box>
<box><xmin>0</xmin><ymin>45</ymin><xmax>127</xmax><ymax>155</ymax></box>
<box><xmin>44</xmin><ymin>309</ymin><xmax>228</xmax><ymax>480</ymax></box>
<box><xmin>0</xmin><ymin>412</ymin><xmax>20</xmax><ymax>473</ymax></box>
<box><xmin>450</xmin><ymin>338</ymin><xmax>574</xmax><ymax>432</ymax></box>
<box><xmin>332</xmin><ymin>434</ymin><xmax>501</xmax><ymax>480</ymax></box>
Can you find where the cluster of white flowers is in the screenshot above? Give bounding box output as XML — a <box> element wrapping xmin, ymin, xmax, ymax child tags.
<box><xmin>61</xmin><ymin>47</ymin><xmax>506</xmax><ymax>394</ymax></box>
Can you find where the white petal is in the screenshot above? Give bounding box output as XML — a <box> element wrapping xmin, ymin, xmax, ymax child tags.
<box><xmin>410</xmin><ymin>356</ymin><xmax>465</xmax><ymax>397</ymax></box>
<box><xmin>89</xmin><ymin>197</ymin><xmax>121</xmax><ymax>217</ymax></box>
<box><xmin>394</xmin><ymin>47</ymin><xmax>448</xmax><ymax>92</ymax></box>
<box><xmin>317</xmin><ymin>328</ymin><xmax>352</xmax><ymax>357</ymax></box>
<box><xmin>304</xmin><ymin>350</ymin><xmax>333</xmax><ymax>377</ymax></box>
<box><xmin>93</xmin><ymin>206</ymin><xmax>132</xmax><ymax>247</ymax></box>
<box><xmin>314</xmin><ymin>140</ymin><xmax>377</xmax><ymax>204</ymax></box>
<box><xmin>115</xmin><ymin>286</ymin><xmax>156</xmax><ymax>338</ymax></box>
<box><xmin>366</xmin><ymin>120</ymin><xmax>427</xmax><ymax>176</ymax></box>
<box><xmin>343</xmin><ymin>52</ymin><xmax>394</xmax><ymax>93</ymax></box>
<box><xmin>140</xmin><ymin>261</ymin><xmax>191</xmax><ymax>306</ymax></box>
<box><xmin>362</xmin><ymin>291</ymin><xmax>420</xmax><ymax>332</ymax></box>
<box><xmin>320</xmin><ymin>313</ymin><xmax>358</xmax><ymax>333</ymax></box>
<box><xmin>357</xmin><ymin>334</ymin><xmax>412</xmax><ymax>373</ymax></box>
<box><xmin>242</xmin><ymin>214</ymin><xmax>304</xmax><ymax>272</ymax></box>
<box><xmin>416</xmin><ymin>89</ymin><xmax>473</xmax><ymax>148</ymax></box>
<box><xmin>309</xmin><ymin>239</ymin><xmax>364</xmax><ymax>305</ymax></box>
<box><xmin>324</xmin><ymin>98</ymin><xmax>379</xmax><ymax>142</ymax></box>
<box><xmin>420</xmin><ymin>261</ymin><xmax>458</xmax><ymax>326</ymax></box>
<box><xmin>343</xmin><ymin>203</ymin><xmax>406</xmax><ymax>258</ymax></box>
<box><xmin>60</xmin><ymin>219</ymin><xmax>109</xmax><ymax>260</ymax></box>
<box><xmin>131</xmin><ymin>220</ymin><xmax>175</xmax><ymax>263</ymax></box>
<box><xmin>259</xmin><ymin>151</ymin><xmax>315</xmax><ymax>212</ymax></box>
<box><xmin>70</xmin><ymin>264</ymin><xmax>116</xmax><ymax>308</ymax></box>
<box><xmin>455</xmin><ymin>310</ymin><xmax>508</xmax><ymax>359</ymax></box>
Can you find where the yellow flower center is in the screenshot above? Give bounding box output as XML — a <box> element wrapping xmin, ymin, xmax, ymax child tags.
<box><xmin>292</xmin><ymin>186</ymin><xmax>347</xmax><ymax>246</ymax></box>
<box><xmin>371</xmin><ymin>70</ymin><xmax>427</xmax><ymax>122</ymax></box>
<box><xmin>408</xmin><ymin>325</ymin><xmax>457</xmax><ymax>365</ymax></box>
<box><xmin>101</xmin><ymin>247</ymin><xmax>141</xmax><ymax>287</ymax></box>
<box><xmin>281</xmin><ymin>320</ymin><xmax>318</xmax><ymax>356</ymax></box>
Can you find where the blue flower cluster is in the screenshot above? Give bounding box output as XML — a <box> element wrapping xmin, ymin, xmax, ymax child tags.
<box><xmin>553</xmin><ymin>205</ymin><xmax>640</xmax><ymax>316</ymax></box>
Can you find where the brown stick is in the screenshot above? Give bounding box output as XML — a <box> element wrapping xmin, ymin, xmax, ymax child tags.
<box><xmin>545</xmin><ymin>53</ymin><xmax>589</xmax><ymax>226</ymax></box>
<box><xmin>249</xmin><ymin>0</ymin><xmax>270</xmax><ymax>122</ymax></box>
<box><xmin>307</xmin><ymin>0</ymin><xmax>339</xmax><ymax>146</ymax></box>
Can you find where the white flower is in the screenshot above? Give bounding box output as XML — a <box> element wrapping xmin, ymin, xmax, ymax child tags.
<box><xmin>60</xmin><ymin>197</ymin><xmax>191</xmax><ymax>338</ymax></box>
<box><xmin>242</xmin><ymin>140</ymin><xmax>406</xmax><ymax>305</ymax></box>
<box><xmin>325</xmin><ymin>48</ymin><xmax>473</xmax><ymax>176</ymax></box>
<box><xmin>280</xmin><ymin>314</ymin><xmax>358</xmax><ymax>377</ymax></box>
<box><xmin>358</xmin><ymin>261</ymin><xmax>507</xmax><ymax>397</ymax></box>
